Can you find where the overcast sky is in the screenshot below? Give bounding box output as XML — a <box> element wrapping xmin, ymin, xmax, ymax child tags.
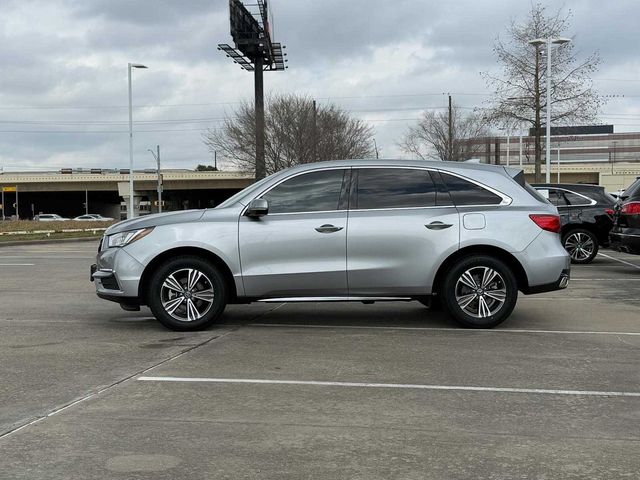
<box><xmin>1</xmin><ymin>0</ymin><xmax>639</xmax><ymax>172</ymax></box>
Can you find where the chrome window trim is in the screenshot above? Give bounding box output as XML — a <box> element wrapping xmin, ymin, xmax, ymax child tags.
<box><xmin>241</xmin><ymin>166</ymin><xmax>349</xmax><ymax>216</ymax></box>
<box><xmin>352</xmin><ymin>165</ymin><xmax>512</xmax><ymax>208</ymax></box>
<box><xmin>242</xmin><ymin>164</ymin><xmax>513</xmax><ymax>216</ymax></box>
<box><xmin>553</xmin><ymin>187</ymin><xmax>597</xmax><ymax>207</ymax></box>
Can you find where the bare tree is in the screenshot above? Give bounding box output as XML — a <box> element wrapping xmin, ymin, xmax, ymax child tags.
<box><xmin>203</xmin><ymin>94</ymin><xmax>374</xmax><ymax>175</ymax></box>
<box><xmin>398</xmin><ymin>103</ymin><xmax>491</xmax><ymax>161</ymax></box>
<box><xmin>482</xmin><ymin>3</ymin><xmax>602</xmax><ymax>181</ymax></box>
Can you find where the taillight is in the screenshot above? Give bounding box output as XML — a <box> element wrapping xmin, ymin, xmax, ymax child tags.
<box><xmin>621</xmin><ymin>201</ymin><xmax>640</xmax><ymax>215</ymax></box>
<box><xmin>529</xmin><ymin>214</ymin><xmax>561</xmax><ymax>233</ymax></box>
<box><xmin>605</xmin><ymin>208</ymin><xmax>614</xmax><ymax>217</ymax></box>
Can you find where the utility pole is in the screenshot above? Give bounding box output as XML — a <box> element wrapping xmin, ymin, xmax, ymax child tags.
<box><xmin>147</xmin><ymin>145</ymin><xmax>162</xmax><ymax>213</ymax></box>
<box><xmin>373</xmin><ymin>138</ymin><xmax>379</xmax><ymax>159</ymax></box>
<box><xmin>214</xmin><ymin>150</ymin><xmax>217</xmax><ymax>170</ymax></box>
<box><xmin>448</xmin><ymin>94</ymin><xmax>453</xmax><ymax>161</ymax></box>
<box><xmin>312</xmin><ymin>100</ymin><xmax>318</xmax><ymax>162</ymax></box>
<box><xmin>85</xmin><ymin>190</ymin><xmax>89</xmax><ymax>215</ymax></box>
<box><xmin>156</xmin><ymin>145</ymin><xmax>162</xmax><ymax>213</ymax></box>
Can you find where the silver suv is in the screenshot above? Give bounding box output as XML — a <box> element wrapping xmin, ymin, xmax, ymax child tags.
<box><xmin>91</xmin><ymin>160</ymin><xmax>570</xmax><ymax>330</ymax></box>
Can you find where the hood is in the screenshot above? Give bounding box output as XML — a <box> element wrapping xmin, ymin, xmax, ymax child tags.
<box><xmin>105</xmin><ymin>209</ymin><xmax>206</xmax><ymax>235</ymax></box>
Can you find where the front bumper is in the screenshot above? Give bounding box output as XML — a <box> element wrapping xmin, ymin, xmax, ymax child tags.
<box><xmin>91</xmin><ymin>246</ymin><xmax>146</xmax><ymax>301</ymax></box>
<box><xmin>609</xmin><ymin>229</ymin><xmax>640</xmax><ymax>255</ymax></box>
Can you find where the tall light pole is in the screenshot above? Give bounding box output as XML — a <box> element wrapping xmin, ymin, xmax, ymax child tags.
<box><xmin>128</xmin><ymin>62</ymin><xmax>148</xmax><ymax>219</ymax></box>
<box><xmin>528</xmin><ymin>37</ymin><xmax>571</xmax><ymax>183</ymax></box>
<box><xmin>148</xmin><ymin>146</ymin><xmax>162</xmax><ymax>213</ymax></box>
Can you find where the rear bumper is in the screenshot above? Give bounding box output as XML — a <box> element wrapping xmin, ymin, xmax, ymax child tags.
<box><xmin>522</xmin><ymin>269</ymin><xmax>570</xmax><ymax>294</ymax></box>
<box><xmin>609</xmin><ymin>229</ymin><xmax>640</xmax><ymax>255</ymax></box>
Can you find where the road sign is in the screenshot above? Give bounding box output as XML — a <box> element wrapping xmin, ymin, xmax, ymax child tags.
<box><xmin>2</xmin><ymin>186</ymin><xmax>17</xmax><ymax>192</ymax></box>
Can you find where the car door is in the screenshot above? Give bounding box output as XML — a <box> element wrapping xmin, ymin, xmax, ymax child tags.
<box><xmin>346</xmin><ymin>167</ymin><xmax>459</xmax><ymax>296</ymax></box>
<box><xmin>239</xmin><ymin>168</ymin><xmax>350</xmax><ymax>298</ymax></box>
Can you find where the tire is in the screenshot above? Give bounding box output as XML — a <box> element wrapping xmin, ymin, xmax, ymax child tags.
<box><xmin>441</xmin><ymin>255</ymin><xmax>518</xmax><ymax>329</ymax></box>
<box><xmin>562</xmin><ymin>228</ymin><xmax>598</xmax><ymax>264</ymax></box>
<box><xmin>147</xmin><ymin>255</ymin><xmax>227</xmax><ymax>331</ymax></box>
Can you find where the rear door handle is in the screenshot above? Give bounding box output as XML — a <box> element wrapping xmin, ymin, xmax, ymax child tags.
<box><xmin>315</xmin><ymin>224</ymin><xmax>344</xmax><ymax>234</ymax></box>
<box><xmin>425</xmin><ymin>221</ymin><xmax>453</xmax><ymax>230</ymax></box>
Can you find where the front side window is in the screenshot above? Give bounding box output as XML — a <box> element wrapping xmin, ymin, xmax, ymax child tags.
<box><xmin>354</xmin><ymin>168</ymin><xmax>437</xmax><ymax>209</ymax></box>
<box><xmin>440</xmin><ymin>172</ymin><xmax>503</xmax><ymax>206</ymax></box>
<box><xmin>262</xmin><ymin>169</ymin><xmax>345</xmax><ymax>214</ymax></box>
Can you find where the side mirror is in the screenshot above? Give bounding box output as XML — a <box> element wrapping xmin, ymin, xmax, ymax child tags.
<box><xmin>246</xmin><ymin>198</ymin><xmax>269</xmax><ymax>218</ymax></box>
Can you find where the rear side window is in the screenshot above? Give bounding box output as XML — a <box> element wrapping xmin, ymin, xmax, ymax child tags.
<box><xmin>355</xmin><ymin>168</ymin><xmax>436</xmax><ymax>209</ymax></box>
<box><xmin>547</xmin><ymin>189</ymin><xmax>568</xmax><ymax>207</ymax></box>
<box><xmin>440</xmin><ymin>172</ymin><xmax>503</xmax><ymax>206</ymax></box>
<box><xmin>563</xmin><ymin>191</ymin><xmax>592</xmax><ymax>206</ymax></box>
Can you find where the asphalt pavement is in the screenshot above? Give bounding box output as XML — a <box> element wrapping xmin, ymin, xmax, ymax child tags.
<box><xmin>1</xmin><ymin>240</ymin><xmax>639</xmax><ymax>479</ymax></box>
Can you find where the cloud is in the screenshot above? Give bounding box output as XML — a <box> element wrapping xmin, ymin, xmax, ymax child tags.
<box><xmin>0</xmin><ymin>0</ymin><xmax>639</xmax><ymax>171</ymax></box>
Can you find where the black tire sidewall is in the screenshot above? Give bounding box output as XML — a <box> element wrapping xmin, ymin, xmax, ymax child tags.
<box><xmin>147</xmin><ymin>256</ymin><xmax>227</xmax><ymax>331</ymax></box>
<box><xmin>562</xmin><ymin>228</ymin><xmax>599</xmax><ymax>264</ymax></box>
<box><xmin>441</xmin><ymin>255</ymin><xmax>517</xmax><ymax>329</ymax></box>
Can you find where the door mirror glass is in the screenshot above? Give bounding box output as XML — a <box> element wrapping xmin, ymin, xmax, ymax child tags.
<box><xmin>246</xmin><ymin>198</ymin><xmax>269</xmax><ymax>217</ymax></box>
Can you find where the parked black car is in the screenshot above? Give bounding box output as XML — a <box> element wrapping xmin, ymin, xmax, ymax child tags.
<box><xmin>532</xmin><ymin>183</ymin><xmax>616</xmax><ymax>264</ymax></box>
<box><xmin>610</xmin><ymin>178</ymin><xmax>640</xmax><ymax>255</ymax></box>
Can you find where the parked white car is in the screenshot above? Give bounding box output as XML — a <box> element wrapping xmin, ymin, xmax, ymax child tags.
<box><xmin>74</xmin><ymin>214</ymin><xmax>115</xmax><ymax>221</ymax></box>
<box><xmin>36</xmin><ymin>214</ymin><xmax>69</xmax><ymax>221</ymax></box>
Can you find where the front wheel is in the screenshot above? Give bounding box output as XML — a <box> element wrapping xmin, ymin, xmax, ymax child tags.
<box><xmin>147</xmin><ymin>256</ymin><xmax>227</xmax><ymax>331</ymax></box>
<box><xmin>441</xmin><ymin>256</ymin><xmax>518</xmax><ymax>328</ymax></box>
<box><xmin>562</xmin><ymin>229</ymin><xmax>598</xmax><ymax>264</ymax></box>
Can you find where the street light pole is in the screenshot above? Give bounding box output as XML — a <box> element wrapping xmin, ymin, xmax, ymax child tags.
<box><xmin>127</xmin><ymin>62</ymin><xmax>148</xmax><ymax>219</ymax></box>
<box><xmin>519</xmin><ymin>134</ymin><xmax>523</xmax><ymax>167</ymax></box>
<box><xmin>528</xmin><ymin>37</ymin><xmax>571</xmax><ymax>183</ymax></box>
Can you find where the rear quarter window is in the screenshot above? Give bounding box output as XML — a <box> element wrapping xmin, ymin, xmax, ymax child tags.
<box><xmin>439</xmin><ymin>172</ymin><xmax>503</xmax><ymax>206</ymax></box>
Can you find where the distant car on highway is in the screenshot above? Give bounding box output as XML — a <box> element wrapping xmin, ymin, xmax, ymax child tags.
<box><xmin>74</xmin><ymin>214</ymin><xmax>115</xmax><ymax>221</ymax></box>
<box><xmin>36</xmin><ymin>214</ymin><xmax>70</xmax><ymax>221</ymax></box>
<box><xmin>610</xmin><ymin>177</ymin><xmax>640</xmax><ymax>255</ymax></box>
<box><xmin>532</xmin><ymin>183</ymin><xmax>615</xmax><ymax>264</ymax></box>
<box><xmin>92</xmin><ymin>159</ymin><xmax>570</xmax><ymax>331</ymax></box>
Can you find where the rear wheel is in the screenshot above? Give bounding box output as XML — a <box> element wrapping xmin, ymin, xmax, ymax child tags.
<box><xmin>147</xmin><ymin>256</ymin><xmax>227</xmax><ymax>331</ymax></box>
<box><xmin>562</xmin><ymin>229</ymin><xmax>598</xmax><ymax>264</ymax></box>
<box><xmin>441</xmin><ymin>256</ymin><xmax>517</xmax><ymax>328</ymax></box>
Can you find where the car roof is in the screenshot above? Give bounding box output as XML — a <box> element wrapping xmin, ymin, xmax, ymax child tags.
<box><xmin>284</xmin><ymin>159</ymin><xmax>513</xmax><ymax>175</ymax></box>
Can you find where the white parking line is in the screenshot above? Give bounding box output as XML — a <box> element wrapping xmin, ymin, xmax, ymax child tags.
<box><xmin>570</xmin><ymin>278</ymin><xmax>640</xmax><ymax>281</ymax></box>
<box><xmin>597</xmin><ymin>252</ymin><xmax>640</xmax><ymax>270</ymax></box>
<box><xmin>249</xmin><ymin>323</ymin><xmax>640</xmax><ymax>336</ymax></box>
<box><xmin>0</xmin><ymin>263</ymin><xmax>35</xmax><ymax>266</ymax></box>
<box><xmin>137</xmin><ymin>376</ymin><xmax>640</xmax><ymax>398</ymax></box>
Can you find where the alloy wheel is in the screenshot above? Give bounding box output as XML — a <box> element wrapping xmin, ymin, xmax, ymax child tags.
<box><xmin>564</xmin><ymin>232</ymin><xmax>595</xmax><ymax>262</ymax></box>
<box><xmin>160</xmin><ymin>268</ymin><xmax>215</xmax><ymax>322</ymax></box>
<box><xmin>455</xmin><ymin>266</ymin><xmax>507</xmax><ymax>318</ymax></box>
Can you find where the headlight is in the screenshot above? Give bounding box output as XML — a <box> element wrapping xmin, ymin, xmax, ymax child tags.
<box><xmin>106</xmin><ymin>228</ymin><xmax>154</xmax><ymax>248</ymax></box>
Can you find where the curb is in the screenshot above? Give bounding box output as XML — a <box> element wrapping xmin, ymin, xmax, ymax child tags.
<box><xmin>0</xmin><ymin>236</ymin><xmax>101</xmax><ymax>247</ymax></box>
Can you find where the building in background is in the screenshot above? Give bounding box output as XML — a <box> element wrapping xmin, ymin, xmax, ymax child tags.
<box><xmin>466</xmin><ymin>125</ymin><xmax>640</xmax><ymax>191</ymax></box>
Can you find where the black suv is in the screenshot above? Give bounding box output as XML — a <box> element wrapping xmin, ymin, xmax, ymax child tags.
<box><xmin>532</xmin><ymin>183</ymin><xmax>615</xmax><ymax>264</ymax></box>
<box><xmin>610</xmin><ymin>178</ymin><xmax>640</xmax><ymax>255</ymax></box>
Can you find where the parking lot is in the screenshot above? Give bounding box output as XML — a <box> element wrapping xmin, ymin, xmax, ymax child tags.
<box><xmin>1</xmin><ymin>240</ymin><xmax>639</xmax><ymax>479</ymax></box>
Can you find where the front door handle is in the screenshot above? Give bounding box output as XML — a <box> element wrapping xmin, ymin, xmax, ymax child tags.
<box><xmin>425</xmin><ymin>221</ymin><xmax>453</xmax><ymax>230</ymax></box>
<box><xmin>315</xmin><ymin>224</ymin><xmax>344</xmax><ymax>234</ymax></box>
